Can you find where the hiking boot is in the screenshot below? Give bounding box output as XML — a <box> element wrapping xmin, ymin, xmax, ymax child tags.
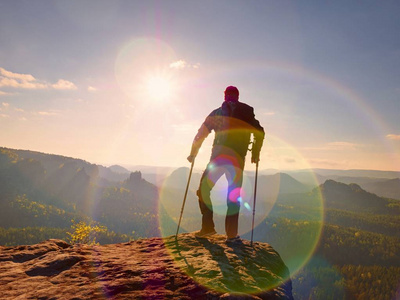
<box><xmin>195</xmin><ymin>229</ymin><xmax>217</xmax><ymax>238</ymax></box>
<box><xmin>226</xmin><ymin>235</ymin><xmax>241</xmax><ymax>243</ymax></box>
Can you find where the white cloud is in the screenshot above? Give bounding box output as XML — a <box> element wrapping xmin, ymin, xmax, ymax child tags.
<box><xmin>0</xmin><ymin>67</ymin><xmax>35</xmax><ymax>82</ymax></box>
<box><xmin>386</xmin><ymin>134</ymin><xmax>400</xmax><ymax>140</ymax></box>
<box><xmin>0</xmin><ymin>113</ymin><xmax>9</xmax><ymax>118</ymax></box>
<box><xmin>0</xmin><ymin>67</ymin><xmax>77</xmax><ymax>90</ymax></box>
<box><xmin>170</xmin><ymin>60</ymin><xmax>187</xmax><ymax>69</ymax></box>
<box><xmin>37</xmin><ymin>111</ymin><xmax>60</xmax><ymax>116</ymax></box>
<box><xmin>87</xmin><ymin>86</ymin><xmax>97</xmax><ymax>92</ymax></box>
<box><xmin>0</xmin><ymin>68</ymin><xmax>47</xmax><ymax>89</ymax></box>
<box><xmin>169</xmin><ymin>60</ymin><xmax>200</xmax><ymax>70</ymax></box>
<box><xmin>2</xmin><ymin>102</ymin><xmax>9</xmax><ymax>108</ymax></box>
<box><xmin>169</xmin><ymin>60</ymin><xmax>184</xmax><ymax>69</ymax></box>
<box><xmin>52</xmin><ymin>79</ymin><xmax>77</xmax><ymax>90</ymax></box>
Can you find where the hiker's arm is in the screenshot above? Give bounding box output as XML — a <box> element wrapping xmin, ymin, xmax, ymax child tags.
<box><xmin>250</xmin><ymin>113</ymin><xmax>265</xmax><ymax>163</ymax></box>
<box><xmin>187</xmin><ymin>123</ymin><xmax>211</xmax><ymax>163</ymax></box>
<box><xmin>251</xmin><ymin>128</ymin><xmax>265</xmax><ymax>163</ymax></box>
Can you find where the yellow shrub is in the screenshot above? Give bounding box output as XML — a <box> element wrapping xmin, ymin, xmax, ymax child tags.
<box><xmin>67</xmin><ymin>219</ymin><xmax>107</xmax><ymax>245</ymax></box>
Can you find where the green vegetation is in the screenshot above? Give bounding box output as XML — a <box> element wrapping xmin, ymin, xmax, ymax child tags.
<box><xmin>292</xmin><ymin>262</ymin><xmax>400</xmax><ymax>300</ymax></box>
<box><xmin>318</xmin><ymin>225</ymin><xmax>400</xmax><ymax>267</ymax></box>
<box><xmin>325</xmin><ymin>208</ymin><xmax>400</xmax><ymax>237</ymax></box>
<box><xmin>0</xmin><ymin>227</ymin><xmax>67</xmax><ymax>247</ymax></box>
<box><xmin>250</xmin><ymin>187</ymin><xmax>400</xmax><ymax>299</ymax></box>
<box><xmin>0</xmin><ymin>224</ymin><xmax>133</xmax><ymax>247</ymax></box>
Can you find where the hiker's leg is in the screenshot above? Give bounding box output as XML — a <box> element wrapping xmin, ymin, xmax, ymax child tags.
<box><xmin>225</xmin><ymin>157</ymin><xmax>245</xmax><ymax>238</ymax></box>
<box><xmin>197</xmin><ymin>160</ymin><xmax>224</xmax><ymax>232</ymax></box>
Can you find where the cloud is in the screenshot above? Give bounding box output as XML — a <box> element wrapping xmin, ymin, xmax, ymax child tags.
<box><xmin>0</xmin><ymin>90</ymin><xmax>13</xmax><ymax>96</ymax></box>
<box><xmin>308</xmin><ymin>159</ymin><xmax>345</xmax><ymax>168</ymax></box>
<box><xmin>264</xmin><ymin>111</ymin><xmax>276</xmax><ymax>116</ymax></box>
<box><xmin>87</xmin><ymin>86</ymin><xmax>97</xmax><ymax>92</ymax></box>
<box><xmin>386</xmin><ymin>134</ymin><xmax>400</xmax><ymax>140</ymax></box>
<box><xmin>169</xmin><ymin>60</ymin><xmax>186</xmax><ymax>69</ymax></box>
<box><xmin>37</xmin><ymin>111</ymin><xmax>60</xmax><ymax>116</ymax></box>
<box><xmin>0</xmin><ymin>67</ymin><xmax>77</xmax><ymax>90</ymax></box>
<box><xmin>1</xmin><ymin>102</ymin><xmax>24</xmax><ymax>113</ymax></box>
<box><xmin>52</xmin><ymin>79</ymin><xmax>77</xmax><ymax>90</ymax></box>
<box><xmin>326</xmin><ymin>142</ymin><xmax>359</xmax><ymax>150</ymax></box>
<box><xmin>0</xmin><ymin>77</ymin><xmax>47</xmax><ymax>89</ymax></box>
<box><xmin>301</xmin><ymin>141</ymin><xmax>361</xmax><ymax>152</ymax></box>
<box><xmin>0</xmin><ymin>67</ymin><xmax>35</xmax><ymax>82</ymax></box>
<box><xmin>169</xmin><ymin>60</ymin><xmax>200</xmax><ymax>70</ymax></box>
<box><xmin>0</xmin><ymin>68</ymin><xmax>47</xmax><ymax>89</ymax></box>
<box><xmin>0</xmin><ymin>101</ymin><xmax>60</xmax><ymax>120</ymax></box>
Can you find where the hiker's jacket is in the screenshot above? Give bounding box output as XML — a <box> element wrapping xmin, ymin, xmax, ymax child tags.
<box><xmin>190</xmin><ymin>101</ymin><xmax>265</xmax><ymax>160</ymax></box>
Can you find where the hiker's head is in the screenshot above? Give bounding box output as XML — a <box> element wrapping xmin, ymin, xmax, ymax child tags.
<box><xmin>224</xmin><ymin>86</ymin><xmax>239</xmax><ymax>102</ymax></box>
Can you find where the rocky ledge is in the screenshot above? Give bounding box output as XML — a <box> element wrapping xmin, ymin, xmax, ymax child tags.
<box><xmin>0</xmin><ymin>233</ymin><xmax>293</xmax><ymax>299</ymax></box>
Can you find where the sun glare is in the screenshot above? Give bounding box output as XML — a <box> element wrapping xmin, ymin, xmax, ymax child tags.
<box><xmin>146</xmin><ymin>75</ymin><xmax>173</xmax><ymax>101</ymax></box>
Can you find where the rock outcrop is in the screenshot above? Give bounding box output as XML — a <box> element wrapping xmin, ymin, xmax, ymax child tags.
<box><xmin>0</xmin><ymin>234</ymin><xmax>293</xmax><ymax>299</ymax></box>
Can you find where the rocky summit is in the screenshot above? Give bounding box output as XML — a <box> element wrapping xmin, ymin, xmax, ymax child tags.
<box><xmin>0</xmin><ymin>233</ymin><xmax>293</xmax><ymax>299</ymax></box>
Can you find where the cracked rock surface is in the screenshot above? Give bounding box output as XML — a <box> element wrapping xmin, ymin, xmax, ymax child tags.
<box><xmin>0</xmin><ymin>234</ymin><xmax>293</xmax><ymax>299</ymax></box>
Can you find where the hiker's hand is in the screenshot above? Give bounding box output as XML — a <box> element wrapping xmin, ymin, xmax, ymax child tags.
<box><xmin>187</xmin><ymin>155</ymin><xmax>195</xmax><ymax>163</ymax></box>
<box><xmin>251</xmin><ymin>155</ymin><xmax>260</xmax><ymax>164</ymax></box>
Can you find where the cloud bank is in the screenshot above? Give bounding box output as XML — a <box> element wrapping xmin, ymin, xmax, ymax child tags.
<box><xmin>386</xmin><ymin>134</ymin><xmax>400</xmax><ymax>140</ymax></box>
<box><xmin>0</xmin><ymin>67</ymin><xmax>77</xmax><ymax>91</ymax></box>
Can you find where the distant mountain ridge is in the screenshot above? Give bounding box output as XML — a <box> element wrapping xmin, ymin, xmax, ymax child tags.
<box><xmin>335</xmin><ymin>177</ymin><xmax>400</xmax><ymax>200</ymax></box>
<box><xmin>267</xmin><ymin>169</ymin><xmax>400</xmax><ymax>200</ymax></box>
<box><xmin>163</xmin><ymin>168</ymin><xmax>311</xmax><ymax>197</ymax></box>
<box><xmin>318</xmin><ymin>180</ymin><xmax>399</xmax><ymax>214</ymax></box>
<box><xmin>1</xmin><ymin>146</ymin><xmax>399</xmax><ymax>240</ymax></box>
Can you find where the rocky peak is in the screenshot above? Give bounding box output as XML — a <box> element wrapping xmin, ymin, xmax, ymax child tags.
<box><xmin>0</xmin><ymin>234</ymin><xmax>293</xmax><ymax>299</ymax></box>
<box><xmin>129</xmin><ymin>171</ymin><xmax>142</xmax><ymax>182</ymax></box>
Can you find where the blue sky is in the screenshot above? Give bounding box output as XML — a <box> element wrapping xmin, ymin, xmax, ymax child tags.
<box><xmin>0</xmin><ymin>0</ymin><xmax>399</xmax><ymax>171</ymax></box>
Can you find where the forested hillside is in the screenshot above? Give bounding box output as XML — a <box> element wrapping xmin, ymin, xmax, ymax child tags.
<box><xmin>261</xmin><ymin>181</ymin><xmax>400</xmax><ymax>299</ymax></box>
<box><xmin>0</xmin><ymin>147</ymin><xmax>155</xmax><ymax>244</ymax></box>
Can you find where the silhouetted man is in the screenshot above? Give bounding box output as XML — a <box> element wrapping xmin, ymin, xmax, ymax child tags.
<box><xmin>187</xmin><ymin>86</ymin><xmax>264</xmax><ymax>241</ymax></box>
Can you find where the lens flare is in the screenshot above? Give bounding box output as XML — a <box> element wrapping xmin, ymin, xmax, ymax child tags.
<box><xmin>145</xmin><ymin>74</ymin><xmax>173</xmax><ymax>101</ymax></box>
<box><xmin>158</xmin><ymin>133</ymin><xmax>324</xmax><ymax>294</ymax></box>
<box><xmin>114</xmin><ymin>37</ymin><xmax>177</xmax><ymax>102</ymax></box>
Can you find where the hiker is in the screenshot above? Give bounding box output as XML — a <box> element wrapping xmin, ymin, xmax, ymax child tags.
<box><xmin>187</xmin><ymin>86</ymin><xmax>265</xmax><ymax>241</ymax></box>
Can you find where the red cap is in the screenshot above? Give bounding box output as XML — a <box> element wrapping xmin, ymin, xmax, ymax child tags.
<box><xmin>224</xmin><ymin>86</ymin><xmax>239</xmax><ymax>101</ymax></box>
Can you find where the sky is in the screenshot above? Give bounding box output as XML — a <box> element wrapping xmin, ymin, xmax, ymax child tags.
<box><xmin>0</xmin><ymin>0</ymin><xmax>399</xmax><ymax>171</ymax></box>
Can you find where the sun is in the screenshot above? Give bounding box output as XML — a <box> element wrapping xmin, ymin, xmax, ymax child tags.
<box><xmin>145</xmin><ymin>74</ymin><xmax>174</xmax><ymax>101</ymax></box>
